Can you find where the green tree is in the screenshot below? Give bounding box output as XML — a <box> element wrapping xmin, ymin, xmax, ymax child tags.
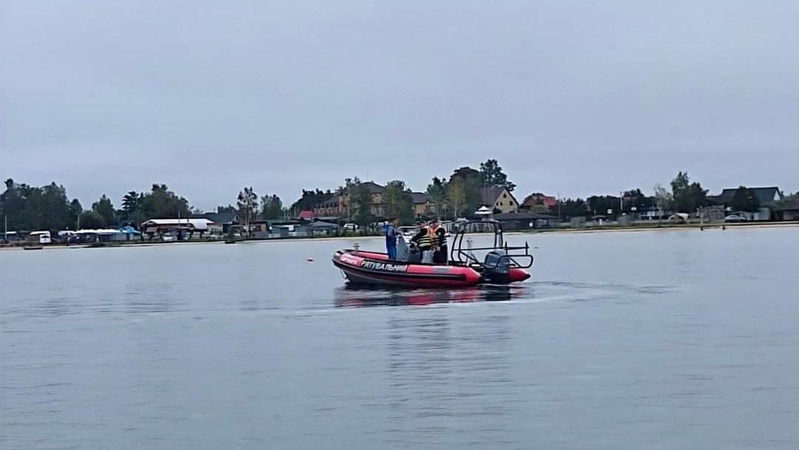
<box><xmin>622</xmin><ymin>188</ymin><xmax>655</xmax><ymax>210</ymax></box>
<box><xmin>587</xmin><ymin>195</ymin><xmax>621</xmax><ymax>216</ymax></box>
<box><xmin>527</xmin><ymin>204</ymin><xmax>550</xmax><ymax>214</ymax></box>
<box><xmin>690</xmin><ymin>182</ymin><xmax>708</xmax><ymax>210</ymax></box>
<box><xmin>670</xmin><ymin>171</ymin><xmax>707</xmax><ymax>213</ymax></box>
<box><xmin>670</xmin><ymin>172</ymin><xmax>692</xmax><ymax>212</ymax></box>
<box><xmin>38</xmin><ymin>182</ymin><xmax>72</xmax><ymax>231</ymax></box>
<box><xmin>653</xmin><ymin>183</ymin><xmax>673</xmax><ymax>211</ymax></box>
<box><xmin>121</xmin><ymin>191</ymin><xmax>142</xmax><ymax>224</ymax></box>
<box><xmin>290</xmin><ymin>188</ymin><xmax>333</xmax><ymax>213</ymax></box>
<box><xmin>382</xmin><ymin>180</ymin><xmax>414</xmax><ymax>225</ymax></box>
<box><xmin>349</xmin><ymin>179</ymin><xmax>372</xmax><ymax>227</ymax></box>
<box><xmin>69</xmin><ymin>199</ymin><xmax>83</xmax><ymax>229</ymax></box>
<box><xmin>2</xmin><ymin>181</ymin><xmax>71</xmax><ymax>231</ymax></box>
<box><xmin>426</xmin><ymin>176</ymin><xmax>447</xmax><ymax>220</ymax></box>
<box><xmin>260</xmin><ymin>194</ymin><xmax>283</xmax><ymax>220</ymax></box>
<box><xmin>560</xmin><ymin>198</ymin><xmax>587</xmax><ymax>218</ymax></box>
<box><xmin>1</xmin><ymin>179</ymin><xmax>25</xmax><ymax>230</ymax></box>
<box><xmin>121</xmin><ymin>191</ymin><xmax>139</xmax><ymax>211</ymax></box>
<box><xmin>479</xmin><ymin>159</ymin><xmax>516</xmax><ymax>192</ymax></box>
<box><xmin>216</xmin><ymin>205</ymin><xmax>236</xmax><ymax>214</ymax></box>
<box><xmin>121</xmin><ymin>191</ymin><xmax>136</xmax><ymax>209</ymax></box>
<box><xmin>237</xmin><ymin>187</ymin><xmax>258</xmax><ymax>237</ymax></box>
<box><xmin>731</xmin><ymin>186</ymin><xmax>760</xmax><ymax>212</ymax></box>
<box><xmin>92</xmin><ymin>194</ymin><xmax>117</xmax><ymax>227</ymax></box>
<box><xmin>2</xmin><ymin>179</ymin><xmax>81</xmax><ymax>231</ymax></box>
<box><xmin>446</xmin><ymin>176</ymin><xmax>466</xmax><ymax>217</ymax></box>
<box><xmin>447</xmin><ymin>167</ymin><xmax>482</xmax><ymax>217</ymax></box>
<box><xmin>136</xmin><ymin>184</ymin><xmax>190</xmax><ymax>219</ymax></box>
<box><xmin>21</xmin><ymin>185</ymin><xmax>44</xmax><ymax>230</ymax></box>
<box><xmin>79</xmin><ymin>211</ymin><xmax>106</xmax><ymax>229</ymax></box>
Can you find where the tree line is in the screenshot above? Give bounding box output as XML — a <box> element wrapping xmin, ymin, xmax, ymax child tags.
<box><xmin>309</xmin><ymin>168</ymin><xmax>774</xmax><ymax>226</ymax></box>
<box><xmin>0</xmin><ymin>179</ymin><xmax>193</xmax><ymax>232</ymax></box>
<box><xmin>2</xmin><ymin>166</ymin><xmax>787</xmax><ymax>233</ymax></box>
<box><xmin>553</xmin><ymin>172</ymin><xmax>771</xmax><ymax>220</ymax></box>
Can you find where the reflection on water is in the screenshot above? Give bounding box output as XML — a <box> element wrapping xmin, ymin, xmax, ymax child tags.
<box><xmin>383</xmin><ymin>306</ymin><xmax>515</xmax><ymax>446</ymax></box>
<box><xmin>124</xmin><ymin>281</ymin><xmax>177</xmax><ymax>314</ymax></box>
<box><xmin>333</xmin><ymin>284</ymin><xmax>530</xmax><ymax>308</ymax></box>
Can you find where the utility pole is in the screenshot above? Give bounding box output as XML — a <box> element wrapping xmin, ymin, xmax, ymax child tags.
<box><xmin>557</xmin><ymin>192</ymin><xmax>562</xmax><ymax>221</ymax></box>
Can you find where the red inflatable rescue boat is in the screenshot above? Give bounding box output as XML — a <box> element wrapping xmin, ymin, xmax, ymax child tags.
<box><xmin>332</xmin><ymin>219</ymin><xmax>534</xmax><ymax>288</ymax></box>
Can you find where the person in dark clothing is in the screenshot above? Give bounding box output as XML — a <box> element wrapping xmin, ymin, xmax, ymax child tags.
<box><xmin>410</xmin><ymin>220</ymin><xmax>434</xmax><ymax>264</ymax></box>
<box><xmin>430</xmin><ymin>219</ymin><xmax>448</xmax><ymax>264</ymax></box>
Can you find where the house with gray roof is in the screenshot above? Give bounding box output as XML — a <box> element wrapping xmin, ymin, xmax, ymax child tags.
<box><xmin>708</xmin><ymin>186</ymin><xmax>784</xmax><ymax>221</ymax></box>
<box><xmin>710</xmin><ymin>186</ymin><xmax>784</xmax><ymax>206</ymax></box>
<box><xmin>195</xmin><ymin>212</ymin><xmax>237</xmax><ymax>233</ymax></box>
<box><xmin>480</xmin><ymin>185</ymin><xmax>519</xmax><ymax>214</ymax></box>
<box><xmin>410</xmin><ymin>192</ymin><xmax>436</xmax><ymax>219</ymax></box>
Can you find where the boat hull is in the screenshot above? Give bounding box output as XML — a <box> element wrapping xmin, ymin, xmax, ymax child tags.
<box><xmin>332</xmin><ymin>249</ymin><xmax>530</xmax><ymax>288</ymax></box>
<box><xmin>333</xmin><ymin>250</ymin><xmax>483</xmax><ymax>288</ymax></box>
<box><xmin>350</xmin><ymin>249</ymin><xmax>531</xmax><ymax>284</ymax></box>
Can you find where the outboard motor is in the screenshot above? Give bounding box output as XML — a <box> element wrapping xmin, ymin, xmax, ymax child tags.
<box><xmin>482</xmin><ymin>250</ymin><xmax>511</xmax><ymax>284</ymax></box>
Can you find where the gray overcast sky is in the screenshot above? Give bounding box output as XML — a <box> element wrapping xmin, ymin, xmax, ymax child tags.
<box><xmin>2</xmin><ymin>0</ymin><xmax>798</xmax><ymax>211</ymax></box>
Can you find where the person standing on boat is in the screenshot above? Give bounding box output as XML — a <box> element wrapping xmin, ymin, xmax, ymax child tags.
<box><xmin>410</xmin><ymin>220</ymin><xmax>435</xmax><ymax>264</ymax></box>
<box><xmin>431</xmin><ymin>219</ymin><xmax>448</xmax><ymax>264</ymax></box>
<box><xmin>384</xmin><ymin>217</ymin><xmax>400</xmax><ymax>260</ymax></box>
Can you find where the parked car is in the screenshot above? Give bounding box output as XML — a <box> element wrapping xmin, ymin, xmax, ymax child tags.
<box><xmin>398</xmin><ymin>226</ymin><xmax>419</xmax><ymax>239</ymax></box>
<box><xmin>724</xmin><ymin>214</ymin><xmax>746</xmax><ymax>223</ymax></box>
<box><xmin>343</xmin><ymin>223</ymin><xmax>359</xmax><ymax>231</ymax></box>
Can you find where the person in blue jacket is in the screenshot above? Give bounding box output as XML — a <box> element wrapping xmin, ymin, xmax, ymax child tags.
<box><xmin>384</xmin><ymin>217</ymin><xmax>400</xmax><ymax>260</ymax></box>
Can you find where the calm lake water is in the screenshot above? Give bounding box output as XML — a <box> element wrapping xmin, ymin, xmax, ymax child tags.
<box><xmin>2</xmin><ymin>227</ymin><xmax>799</xmax><ymax>449</ymax></box>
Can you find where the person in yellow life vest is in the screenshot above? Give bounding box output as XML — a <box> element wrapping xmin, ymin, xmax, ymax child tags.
<box><xmin>410</xmin><ymin>220</ymin><xmax>435</xmax><ymax>264</ymax></box>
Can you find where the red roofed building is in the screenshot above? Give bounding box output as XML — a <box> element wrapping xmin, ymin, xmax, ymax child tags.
<box><xmin>298</xmin><ymin>210</ymin><xmax>316</xmax><ymax>221</ymax></box>
<box><xmin>521</xmin><ymin>193</ymin><xmax>558</xmax><ymax>213</ymax></box>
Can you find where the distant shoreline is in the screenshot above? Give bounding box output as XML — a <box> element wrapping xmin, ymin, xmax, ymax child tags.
<box><xmin>514</xmin><ymin>220</ymin><xmax>799</xmax><ymax>235</ymax></box>
<box><xmin>2</xmin><ymin>220</ymin><xmax>797</xmax><ymax>251</ymax></box>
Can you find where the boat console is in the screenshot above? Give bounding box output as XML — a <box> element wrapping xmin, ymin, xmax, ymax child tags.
<box><xmin>449</xmin><ymin>219</ymin><xmax>534</xmax><ymax>283</ymax></box>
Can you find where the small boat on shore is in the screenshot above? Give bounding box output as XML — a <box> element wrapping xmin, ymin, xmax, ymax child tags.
<box><xmin>23</xmin><ymin>245</ymin><xmax>43</xmax><ymax>250</ymax></box>
<box><xmin>332</xmin><ymin>219</ymin><xmax>533</xmax><ymax>288</ymax></box>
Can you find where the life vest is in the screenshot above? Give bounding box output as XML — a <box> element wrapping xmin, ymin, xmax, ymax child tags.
<box><xmin>428</xmin><ymin>225</ymin><xmax>442</xmax><ymax>246</ymax></box>
<box><xmin>416</xmin><ymin>226</ymin><xmax>434</xmax><ymax>248</ymax></box>
<box><xmin>431</xmin><ymin>225</ymin><xmax>445</xmax><ymax>247</ymax></box>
